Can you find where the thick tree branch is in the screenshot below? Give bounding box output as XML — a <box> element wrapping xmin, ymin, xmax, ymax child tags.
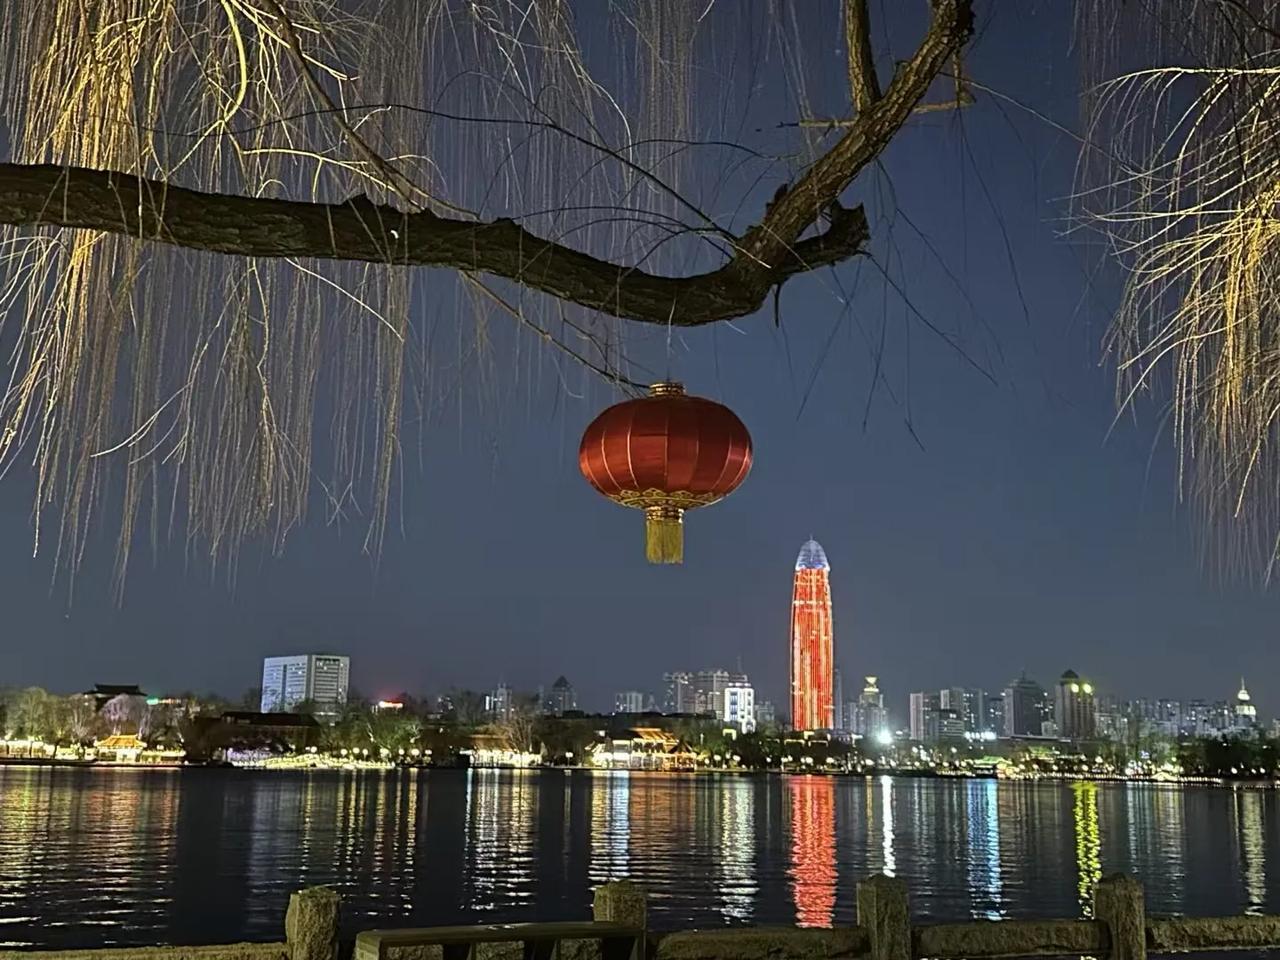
<box><xmin>740</xmin><ymin>0</ymin><xmax>972</xmax><ymax>269</ymax></box>
<box><xmin>845</xmin><ymin>0</ymin><xmax>882</xmax><ymax>112</ymax></box>
<box><xmin>0</xmin><ymin>162</ymin><xmax>867</xmax><ymax>326</ymax></box>
<box><xmin>0</xmin><ymin>0</ymin><xmax>969</xmax><ymax>328</ymax></box>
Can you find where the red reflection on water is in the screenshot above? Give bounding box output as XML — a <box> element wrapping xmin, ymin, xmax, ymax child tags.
<box><xmin>788</xmin><ymin>775</ymin><xmax>836</xmax><ymax>927</ymax></box>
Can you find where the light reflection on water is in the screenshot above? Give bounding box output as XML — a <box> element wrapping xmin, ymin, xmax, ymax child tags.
<box><xmin>1</xmin><ymin>767</ymin><xmax>1280</xmax><ymax>948</ymax></box>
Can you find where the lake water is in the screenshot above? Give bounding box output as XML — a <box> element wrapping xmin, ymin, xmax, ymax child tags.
<box><xmin>0</xmin><ymin>766</ymin><xmax>1276</xmax><ymax>949</ymax></box>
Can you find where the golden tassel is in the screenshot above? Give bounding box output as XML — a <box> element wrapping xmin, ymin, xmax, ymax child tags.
<box><xmin>645</xmin><ymin>506</ymin><xmax>684</xmax><ymax>564</ymax></box>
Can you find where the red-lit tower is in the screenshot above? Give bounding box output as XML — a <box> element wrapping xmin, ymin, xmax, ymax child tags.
<box><xmin>790</xmin><ymin>539</ymin><xmax>834</xmax><ymax>731</ymax></box>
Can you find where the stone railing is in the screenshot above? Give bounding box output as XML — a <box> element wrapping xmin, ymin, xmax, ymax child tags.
<box><xmin>0</xmin><ymin>888</ymin><xmax>338</xmax><ymax>960</ymax></box>
<box><xmin>357</xmin><ymin>876</ymin><xmax>1280</xmax><ymax>960</ymax></box>
<box><xmin>8</xmin><ymin>875</ymin><xmax>1280</xmax><ymax>960</ymax></box>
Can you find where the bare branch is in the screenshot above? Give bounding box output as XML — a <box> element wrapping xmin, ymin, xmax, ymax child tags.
<box><xmin>741</xmin><ymin>0</ymin><xmax>972</xmax><ymax>269</ymax></box>
<box><xmin>844</xmin><ymin>0</ymin><xmax>882</xmax><ymax>112</ymax></box>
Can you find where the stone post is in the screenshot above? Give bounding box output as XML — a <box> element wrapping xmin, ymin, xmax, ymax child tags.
<box><xmin>1095</xmin><ymin>875</ymin><xmax>1147</xmax><ymax>960</ymax></box>
<box><xmin>593</xmin><ymin>881</ymin><xmax>647</xmax><ymax>930</ymax></box>
<box><xmin>857</xmin><ymin>875</ymin><xmax>911</xmax><ymax>960</ymax></box>
<box><xmin>594</xmin><ymin>881</ymin><xmax>647</xmax><ymax>960</ymax></box>
<box><xmin>286</xmin><ymin>887</ymin><xmax>340</xmax><ymax>960</ymax></box>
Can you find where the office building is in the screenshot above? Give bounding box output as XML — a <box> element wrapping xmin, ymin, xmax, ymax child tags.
<box><xmin>723</xmin><ymin>684</ymin><xmax>756</xmax><ymax>732</ymax></box>
<box><xmin>260</xmin><ymin>654</ymin><xmax>350</xmax><ymax>718</ymax></box>
<box><xmin>790</xmin><ymin>538</ymin><xmax>835</xmax><ymax>731</ymax></box>
<box><xmin>755</xmin><ymin>701</ymin><xmax>777</xmax><ymax>728</ymax></box>
<box><xmin>1002</xmin><ymin>673</ymin><xmax>1049</xmax><ymax>737</ymax></box>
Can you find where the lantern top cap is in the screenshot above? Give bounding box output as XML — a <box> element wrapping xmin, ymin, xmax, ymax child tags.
<box><xmin>648</xmin><ymin>381</ymin><xmax>685</xmax><ymax>397</ymax></box>
<box><xmin>796</xmin><ymin>538</ymin><xmax>829</xmax><ymax>571</ymax></box>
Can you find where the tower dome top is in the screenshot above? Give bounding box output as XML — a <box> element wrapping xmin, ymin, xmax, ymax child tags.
<box><xmin>796</xmin><ymin>538</ymin><xmax>829</xmax><ymax>571</ymax></box>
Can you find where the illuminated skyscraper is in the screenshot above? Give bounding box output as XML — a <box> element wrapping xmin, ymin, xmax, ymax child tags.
<box><xmin>790</xmin><ymin>539</ymin><xmax>834</xmax><ymax>731</ymax></box>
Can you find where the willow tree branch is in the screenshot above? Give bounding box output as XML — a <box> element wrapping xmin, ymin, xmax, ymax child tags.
<box><xmin>0</xmin><ymin>0</ymin><xmax>968</xmax><ymax>328</ymax></box>
<box><xmin>845</xmin><ymin>0</ymin><xmax>882</xmax><ymax>112</ymax></box>
<box><xmin>0</xmin><ymin>162</ymin><xmax>868</xmax><ymax>326</ymax></box>
<box><xmin>739</xmin><ymin>0</ymin><xmax>972</xmax><ymax>269</ymax></box>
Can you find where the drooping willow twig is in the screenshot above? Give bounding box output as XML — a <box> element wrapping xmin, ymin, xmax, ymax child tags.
<box><xmin>1078</xmin><ymin>0</ymin><xmax>1280</xmax><ymax>581</ymax></box>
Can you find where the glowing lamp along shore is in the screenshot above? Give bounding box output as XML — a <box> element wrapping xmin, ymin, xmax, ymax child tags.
<box><xmin>578</xmin><ymin>382</ymin><xmax>752</xmax><ymax>564</ymax></box>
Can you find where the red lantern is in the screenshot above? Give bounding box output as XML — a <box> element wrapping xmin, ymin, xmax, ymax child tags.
<box><xmin>578</xmin><ymin>382</ymin><xmax>752</xmax><ymax>564</ymax></box>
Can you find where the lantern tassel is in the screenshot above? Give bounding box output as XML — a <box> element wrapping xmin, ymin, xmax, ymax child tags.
<box><xmin>645</xmin><ymin>506</ymin><xmax>684</xmax><ymax>564</ymax></box>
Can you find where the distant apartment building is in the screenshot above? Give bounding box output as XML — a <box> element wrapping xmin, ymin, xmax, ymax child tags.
<box><xmin>663</xmin><ymin>668</ymin><xmax>749</xmax><ymax>719</ymax></box>
<box><xmin>614</xmin><ymin>690</ymin><xmax>650</xmax><ymax>714</ymax></box>
<box><xmin>909</xmin><ymin>691</ymin><xmax>939</xmax><ymax>742</ymax></box>
<box><xmin>260</xmin><ymin>655</ymin><xmax>350</xmax><ymax>718</ymax></box>
<box><xmin>663</xmin><ymin>672</ymin><xmax>692</xmax><ymax>713</ymax></box>
<box><xmin>723</xmin><ymin>684</ymin><xmax>756</xmax><ymax>733</ymax></box>
<box><xmin>936</xmin><ymin>708</ymin><xmax>966</xmax><ymax>742</ymax></box>
<box><xmin>544</xmin><ymin>676</ymin><xmax>577</xmax><ymax>715</ymax></box>
<box><xmin>754</xmin><ymin>700</ymin><xmax>777</xmax><ymax>728</ymax></box>
<box><xmin>486</xmin><ymin>683</ymin><xmax>514</xmax><ymax>722</ymax></box>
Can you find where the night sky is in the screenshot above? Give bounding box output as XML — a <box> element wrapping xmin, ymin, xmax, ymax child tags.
<box><xmin>4</xmin><ymin>3</ymin><xmax>1275</xmax><ymax>720</ymax></box>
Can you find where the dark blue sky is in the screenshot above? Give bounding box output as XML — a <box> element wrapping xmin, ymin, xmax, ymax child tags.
<box><xmin>5</xmin><ymin>3</ymin><xmax>1276</xmax><ymax>720</ymax></box>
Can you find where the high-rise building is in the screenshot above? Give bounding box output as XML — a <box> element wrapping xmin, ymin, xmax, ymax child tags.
<box><xmin>852</xmin><ymin>676</ymin><xmax>886</xmax><ymax>737</ymax></box>
<box><xmin>1235</xmin><ymin>679</ymin><xmax>1257</xmax><ymax>732</ymax></box>
<box><xmin>909</xmin><ymin>691</ymin><xmax>940</xmax><ymax>742</ymax></box>
<box><xmin>754</xmin><ymin>701</ymin><xmax>777</xmax><ymax>728</ymax></box>
<box><xmin>486</xmin><ymin>683</ymin><xmax>514</xmax><ymax>722</ymax></box>
<box><xmin>940</xmin><ymin>687</ymin><xmax>986</xmax><ymax>733</ymax></box>
<box><xmin>723</xmin><ymin>684</ymin><xmax>756</xmax><ymax>732</ymax></box>
<box><xmin>1002</xmin><ymin>673</ymin><xmax>1049</xmax><ymax>737</ymax></box>
<box><xmin>936</xmin><ymin>708</ymin><xmax>965</xmax><ymax>742</ymax></box>
<box><xmin>834</xmin><ymin>668</ymin><xmax>845</xmax><ymax>730</ymax></box>
<box><xmin>984</xmin><ymin>695</ymin><xmax>1005</xmax><ymax>736</ymax></box>
<box><xmin>260</xmin><ymin>654</ymin><xmax>350</xmax><ymax>718</ymax></box>
<box><xmin>790</xmin><ymin>539</ymin><xmax>835</xmax><ymax>731</ymax></box>
<box><xmin>544</xmin><ymin>676</ymin><xmax>577</xmax><ymax>715</ymax></box>
<box><xmin>664</xmin><ymin>669</ymin><xmax>748</xmax><ymax>718</ymax></box>
<box><xmin>1054</xmin><ymin>670</ymin><xmax>1097</xmax><ymax>740</ymax></box>
<box><xmin>693</xmin><ymin>670</ymin><xmax>748</xmax><ymax>717</ymax></box>
<box><xmin>614</xmin><ymin>690</ymin><xmax>650</xmax><ymax>714</ymax></box>
<box><xmin>663</xmin><ymin>672</ymin><xmax>692</xmax><ymax>713</ymax></box>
